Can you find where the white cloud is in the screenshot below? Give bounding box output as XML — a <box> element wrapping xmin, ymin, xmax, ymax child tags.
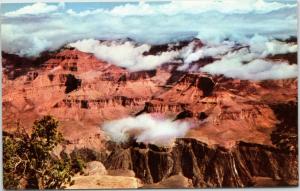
<box><xmin>4</xmin><ymin>2</ymin><xmax>59</xmax><ymax>17</ymax></box>
<box><xmin>2</xmin><ymin>1</ymin><xmax>297</xmax><ymax>57</ymax></box>
<box><xmin>183</xmin><ymin>43</ymin><xmax>233</xmax><ymax>64</ymax></box>
<box><xmin>1</xmin><ymin>1</ymin><xmax>297</xmax><ymax>80</ymax></box>
<box><xmin>175</xmin><ymin>34</ymin><xmax>298</xmax><ymax>79</ymax></box>
<box><xmin>264</xmin><ymin>41</ymin><xmax>297</xmax><ymax>56</ymax></box>
<box><xmin>68</xmin><ymin>36</ymin><xmax>297</xmax><ymax>75</ymax></box>
<box><xmin>102</xmin><ymin>114</ymin><xmax>190</xmax><ymax>146</ymax></box>
<box><xmin>69</xmin><ymin>39</ymin><xmax>179</xmax><ymax>71</ymax></box>
<box><xmin>177</xmin><ymin>41</ymin><xmax>235</xmax><ymax>70</ymax></box>
<box><xmin>72</xmin><ymin>0</ymin><xmax>296</xmax><ymax>16</ymax></box>
<box><xmin>162</xmin><ymin>0</ymin><xmax>296</xmax><ymax>15</ymax></box>
<box><xmin>249</xmin><ymin>34</ymin><xmax>297</xmax><ymax>56</ymax></box>
<box><xmin>200</xmin><ymin>48</ymin><xmax>298</xmax><ymax>80</ymax></box>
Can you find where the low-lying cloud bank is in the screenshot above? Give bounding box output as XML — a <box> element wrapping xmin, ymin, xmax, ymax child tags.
<box><xmin>189</xmin><ymin>36</ymin><xmax>298</xmax><ymax>80</ymax></box>
<box><xmin>200</xmin><ymin>49</ymin><xmax>298</xmax><ymax>80</ymax></box>
<box><xmin>102</xmin><ymin>114</ymin><xmax>190</xmax><ymax>146</ymax></box>
<box><xmin>69</xmin><ymin>39</ymin><xmax>178</xmax><ymax>71</ymax></box>
<box><xmin>2</xmin><ymin>0</ymin><xmax>297</xmax><ymax>57</ymax></box>
<box><xmin>2</xmin><ymin>1</ymin><xmax>297</xmax><ymax>80</ymax></box>
<box><xmin>69</xmin><ymin>36</ymin><xmax>297</xmax><ymax>80</ymax></box>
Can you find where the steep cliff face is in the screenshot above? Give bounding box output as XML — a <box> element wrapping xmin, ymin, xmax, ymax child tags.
<box><xmin>267</xmin><ymin>52</ymin><xmax>297</xmax><ymax>65</ymax></box>
<box><xmin>2</xmin><ymin>52</ymin><xmax>50</xmax><ymax>80</ymax></box>
<box><xmin>236</xmin><ymin>142</ymin><xmax>298</xmax><ymax>184</ymax></box>
<box><xmin>127</xmin><ymin>70</ymin><xmax>157</xmax><ymax>81</ymax></box>
<box><xmin>103</xmin><ymin>138</ymin><xmax>298</xmax><ymax>187</ymax></box>
<box><xmin>54</xmin><ymin>96</ymin><xmax>146</xmax><ymax>109</ymax></box>
<box><xmin>143</xmin><ymin>40</ymin><xmax>195</xmax><ymax>56</ymax></box>
<box><xmin>176</xmin><ymin>74</ymin><xmax>215</xmax><ymax>96</ymax></box>
<box><xmin>3</xmin><ymin>43</ymin><xmax>297</xmax><ymax>150</ymax></box>
<box><xmin>100</xmin><ymin>100</ymin><xmax>298</xmax><ymax>188</ymax></box>
<box><xmin>2</xmin><ymin>38</ymin><xmax>298</xmax><ymax>188</ymax></box>
<box><xmin>137</xmin><ymin>101</ymin><xmax>188</xmax><ymax>114</ymax></box>
<box><xmin>270</xmin><ymin>102</ymin><xmax>298</xmax><ymax>153</ymax></box>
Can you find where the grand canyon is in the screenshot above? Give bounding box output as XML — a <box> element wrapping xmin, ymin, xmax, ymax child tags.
<box><xmin>2</xmin><ymin>0</ymin><xmax>298</xmax><ymax>189</ymax></box>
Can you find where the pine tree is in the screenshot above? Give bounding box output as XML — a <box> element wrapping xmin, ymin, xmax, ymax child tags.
<box><xmin>3</xmin><ymin>116</ymin><xmax>73</xmax><ymax>189</ymax></box>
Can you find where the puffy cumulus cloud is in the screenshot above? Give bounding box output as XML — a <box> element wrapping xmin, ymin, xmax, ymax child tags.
<box><xmin>160</xmin><ymin>0</ymin><xmax>295</xmax><ymax>15</ymax></box>
<box><xmin>200</xmin><ymin>48</ymin><xmax>298</xmax><ymax>80</ymax></box>
<box><xmin>67</xmin><ymin>37</ymin><xmax>297</xmax><ymax>74</ymax></box>
<box><xmin>183</xmin><ymin>42</ymin><xmax>234</xmax><ymax>64</ymax></box>
<box><xmin>176</xmin><ymin>34</ymin><xmax>298</xmax><ymax>78</ymax></box>
<box><xmin>2</xmin><ymin>1</ymin><xmax>298</xmax><ymax>80</ymax></box>
<box><xmin>74</xmin><ymin>0</ymin><xmax>295</xmax><ymax>16</ymax></box>
<box><xmin>69</xmin><ymin>39</ymin><xmax>179</xmax><ymax>71</ymax></box>
<box><xmin>248</xmin><ymin>35</ymin><xmax>298</xmax><ymax>56</ymax></box>
<box><xmin>2</xmin><ymin>0</ymin><xmax>297</xmax><ymax>57</ymax></box>
<box><xmin>264</xmin><ymin>41</ymin><xmax>297</xmax><ymax>55</ymax></box>
<box><xmin>178</xmin><ymin>41</ymin><xmax>235</xmax><ymax>70</ymax></box>
<box><xmin>102</xmin><ymin>114</ymin><xmax>190</xmax><ymax>146</ymax></box>
<box><xmin>4</xmin><ymin>2</ymin><xmax>59</xmax><ymax>17</ymax></box>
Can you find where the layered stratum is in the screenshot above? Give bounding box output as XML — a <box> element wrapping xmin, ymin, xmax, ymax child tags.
<box><xmin>1</xmin><ymin>0</ymin><xmax>298</xmax><ymax>189</ymax></box>
<box><xmin>2</xmin><ymin>37</ymin><xmax>298</xmax><ymax>188</ymax></box>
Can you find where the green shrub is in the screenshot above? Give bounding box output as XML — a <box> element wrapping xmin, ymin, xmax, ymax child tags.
<box><xmin>3</xmin><ymin>115</ymin><xmax>73</xmax><ymax>189</ymax></box>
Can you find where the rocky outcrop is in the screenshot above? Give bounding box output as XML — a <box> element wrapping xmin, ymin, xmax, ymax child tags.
<box><xmin>188</xmin><ymin>56</ymin><xmax>215</xmax><ymax>70</ymax></box>
<box><xmin>2</xmin><ymin>39</ymin><xmax>298</xmax><ymax>188</ymax></box>
<box><xmin>267</xmin><ymin>53</ymin><xmax>297</xmax><ymax>65</ymax></box>
<box><xmin>236</xmin><ymin>141</ymin><xmax>298</xmax><ymax>183</ymax></box>
<box><xmin>67</xmin><ymin>175</ymin><xmax>142</xmax><ymax>189</ymax></box>
<box><xmin>103</xmin><ymin>138</ymin><xmax>298</xmax><ymax>187</ymax></box>
<box><xmin>107</xmin><ymin>169</ymin><xmax>135</xmax><ymax>177</ymax></box>
<box><xmin>42</xmin><ymin>50</ymin><xmax>79</xmax><ymax>71</ymax></box>
<box><xmin>166</xmin><ymin>71</ymin><xmax>187</xmax><ymax>85</ymax></box>
<box><xmin>54</xmin><ymin>96</ymin><xmax>146</xmax><ymax>109</ymax></box>
<box><xmin>142</xmin><ymin>40</ymin><xmax>192</xmax><ymax>56</ymax></box>
<box><xmin>142</xmin><ymin>174</ymin><xmax>193</xmax><ymax>188</ymax></box>
<box><xmin>2</xmin><ymin>52</ymin><xmax>40</xmax><ymax>80</ymax></box>
<box><xmin>26</xmin><ymin>71</ymin><xmax>39</xmax><ymax>82</ymax></box>
<box><xmin>83</xmin><ymin>161</ymin><xmax>107</xmax><ymax>176</ymax></box>
<box><xmin>69</xmin><ymin>148</ymin><xmax>108</xmax><ymax>163</ymax></box>
<box><xmin>175</xmin><ymin>110</ymin><xmax>193</xmax><ymax>120</ymax></box>
<box><xmin>168</xmin><ymin>73</ymin><xmax>215</xmax><ymax>97</ymax></box>
<box><xmin>128</xmin><ymin>70</ymin><xmax>156</xmax><ymax>81</ymax></box>
<box><xmin>270</xmin><ymin>102</ymin><xmax>298</xmax><ymax>153</ymax></box>
<box><xmin>3</xmin><ymin>43</ymin><xmax>297</xmax><ymax>150</ymax></box>
<box><xmin>136</xmin><ymin>102</ymin><xmax>188</xmax><ymax>115</ymax></box>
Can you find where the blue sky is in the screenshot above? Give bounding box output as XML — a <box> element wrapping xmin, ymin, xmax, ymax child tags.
<box><xmin>2</xmin><ymin>3</ymin><xmax>135</xmax><ymax>13</ymax></box>
<box><xmin>2</xmin><ymin>2</ymin><xmax>169</xmax><ymax>13</ymax></box>
<box><xmin>2</xmin><ymin>0</ymin><xmax>295</xmax><ymax>13</ymax></box>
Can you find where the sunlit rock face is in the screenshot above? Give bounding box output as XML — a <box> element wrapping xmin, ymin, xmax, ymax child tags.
<box><xmin>2</xmin><ymin>39</ymin><xmax>298</xmax><ymax>145</ymax></box>
<box><xmin>102</xmin><ymin>138</ymin><xmax>298</xmax><ymax>187</ymax></box>
<box><xmin>2</xmin><ymin>0</ymin><xmax>298</xmax><ymax>188</ymax></box>
<box><xmin>2</xmin><ymin>36</ymin><xmax>298</xmax><ymax>188</ymax></box>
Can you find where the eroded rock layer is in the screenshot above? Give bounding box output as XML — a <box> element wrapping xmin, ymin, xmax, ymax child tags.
<box><xmin>2</xmin><ymin>38</ymin><xmax>298</xmax><ymax>188</ymax></box>
<box><xmin>101</xmin><ymin>137</ymin><xmax>298</xmax><ymax>188</ymax></box>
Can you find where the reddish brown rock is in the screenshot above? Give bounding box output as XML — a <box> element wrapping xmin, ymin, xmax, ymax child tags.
<box><xmin>2</xmin><ymin>39</ymin><xmax>298</xmax><ymax>188</ymax></box>
<box><xmin>102</xmin><ymin>138</ymin><xmax>298</xmax><ymax>188</ymax></box>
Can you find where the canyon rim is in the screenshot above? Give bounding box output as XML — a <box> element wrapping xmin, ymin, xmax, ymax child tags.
<box><xmin>1</xmin><ymin>0</ymin><xmax>298</xmax><ymax>189</ymax></box>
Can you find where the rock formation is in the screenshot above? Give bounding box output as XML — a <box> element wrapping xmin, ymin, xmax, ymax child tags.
<box><xmin>2</xmin><ymin>38</ymin><xmax>298</xmax><ymax>188</ymax></box>
<box><xmin>102</xmin><ymin>138</ymin><xmax>297</xmax><ymax>188</ymax></box>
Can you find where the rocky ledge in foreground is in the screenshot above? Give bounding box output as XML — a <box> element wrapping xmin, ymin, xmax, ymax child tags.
<box><xmin>100</xmin><ymin>138</ymin><xmax>298</xmax><ymax>188</ymax></box>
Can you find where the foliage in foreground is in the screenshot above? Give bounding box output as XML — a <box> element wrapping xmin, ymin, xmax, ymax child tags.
<box><xmin>3</xmin><ymin>115</ymin><xmax>78</xmax><ymax>189</ymax></box>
